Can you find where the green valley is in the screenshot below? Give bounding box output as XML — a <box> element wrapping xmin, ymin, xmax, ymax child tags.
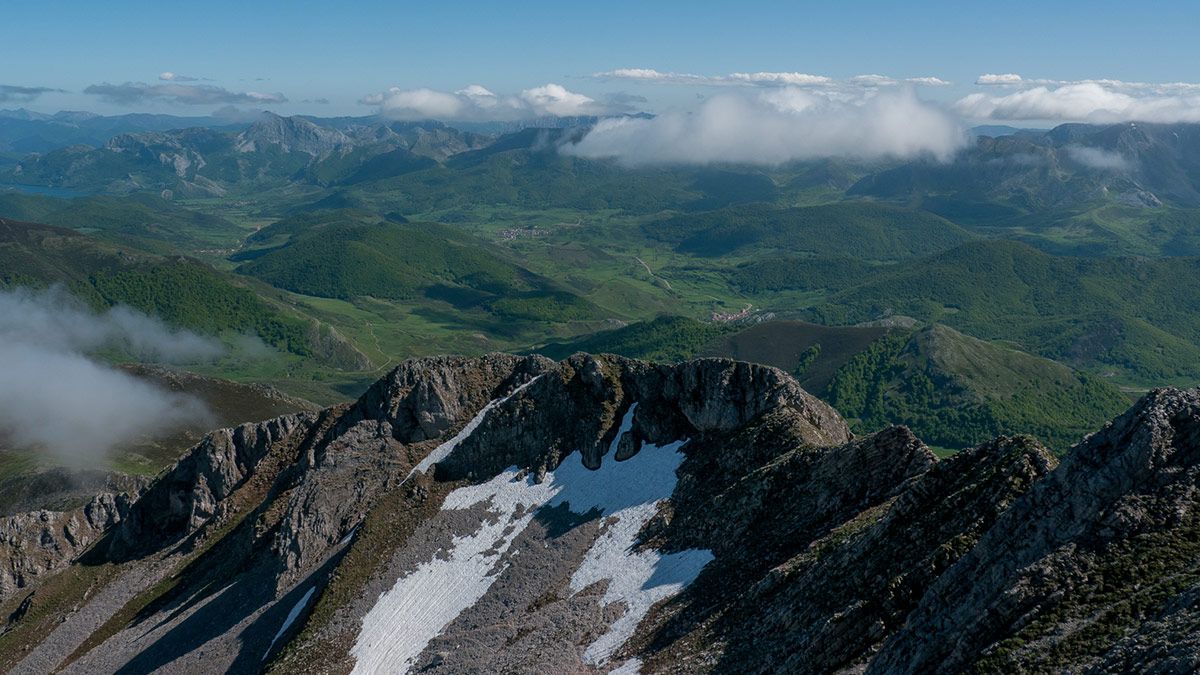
<box><xmin>3</xmin><ymin>115</ymin><xmax>1199</xmax><ymax>458</ymax></box>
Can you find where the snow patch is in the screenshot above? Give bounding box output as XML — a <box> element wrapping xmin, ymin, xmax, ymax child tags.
<box><xmin>352</xmin><ymin>468</ymin><xmax>557</xmax><ymax>673</ymax></box>
<box><xmin>264</xmin><ymin>586</ymin><xmax>316</xmax><ymax>661</ymax></box>
<box><xmin>351</xmin><ymin>401</ymin><xmax>712</xmax><ymax>673</ymax></box>
<box><xmin>340</xmin><ymin>376</ymin><xmax>543</xmax><ymax>554</ymax></box>
<box><xmin>548</xmin><ymin>425</ymin><xmax>713</xmax><ymax>666</ymax></box>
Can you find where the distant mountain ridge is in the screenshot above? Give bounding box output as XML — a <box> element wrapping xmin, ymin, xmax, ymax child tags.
<box><xmin>0</xmin><ymin>109</ymin><xmax>640</xmax><ymax>159</ymax></box>
<box><xmin>0</xmin><ymin>108</ymin><xmax>245</xmax><ymax>154</ymax></box>
<box><xmin>853</xmin><ymin>121</ymin><xmax>1200</xmax><ymax>209</ymax></box>
<box><xmin>9</xmin><ymin>115</ymin><xmax>1200</xmax><ymax>215</ymax></box>
<box><xmin>2</xmin><ymin>112</ymin><xmax>502</xmax><ymax>194</ymax></box>
<box><xmin>807</xmin><ymin>238</ymin><xmax>1200</xmax><ymax>382</ymax></box>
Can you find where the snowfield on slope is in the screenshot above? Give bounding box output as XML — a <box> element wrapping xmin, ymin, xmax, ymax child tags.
<box><xmin>350</xmin><ymin>403</ymin><xmax>713</xmax><ymax>674</ymax></box>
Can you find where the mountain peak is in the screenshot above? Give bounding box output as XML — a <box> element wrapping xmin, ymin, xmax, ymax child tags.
<box><xmin>3</xmin><ymin>358</ymin><xmax>1200</xmax><ymax>673</ymax></box>
<box><xmin>235</xmin><ymin>112</ymin><xmax>351</xmax><ymax>155</ymax></box>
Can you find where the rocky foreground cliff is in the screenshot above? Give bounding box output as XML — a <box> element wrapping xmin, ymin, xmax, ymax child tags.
<box><xmin>1</xmin><ymin>353</ymin><xmax>1198</xmax><ymax>674</ymax></box>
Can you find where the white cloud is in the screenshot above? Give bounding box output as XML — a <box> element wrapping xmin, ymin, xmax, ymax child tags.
<box><xmin>0</xmin><ymin>286</ymin><xmax>223</xmax><ymax>362</ymax></box>
<box><xmin>564</xmin><ymin>87</ymin><xmax>964</xmax><ymax>166</ymax></box>
<box><xmin>457</xmin><ymin>84</ymin><xmax>495</xmax><ymax>98</ymax></box>
<box><xmin>727</xmin><ymin>72</ymin><xmax>832</xmax><ymax>86</ymax></box>
<box><xmin>519</xmin><ymin>83</ymin><xmax>603</xmax><ymax>116</ymax></box>
<box><xmin>852</xmin><ymin>74</ymin><xmax>897</xmax><ymax>87</ymax></box>
<box><xmin>362</xmin><ymin>87</ymin><xmax>469</xmax><ymax>118</ymax></box>
<box><xmin>1067</xmin><ymin>146</ymin><xmax>1133</xmax><ymax>171</ymax></box>
<box><xmin>852</xmin><ymin>75</ymin><xmax>952</xmax><ymax>88</ymax></box>
<box><xmin>976</xmin><ymin>73</ymin><xmax>1200</xmax><ymax>93</ymax></box>
<box><xmin>905</xmin><ymin>76</ymin><xmax>953</xmax><ymax>87</ymax></box>
<box><xmin>593</xmin><ymin>69</ymin><xmax>833</xmax><ymax>88</ymax></box>
<box><xmin>361</xmin><ymin>83</ymin><xmax>612</xmax><ymax>121</ymax></box>
<box><xmin>592</xmin><ymin>68</ymin><xmax>707</xmax><ymax>85</ymax></box>
<box><xmin>0</xmin><ymin>286</ymin><xmax>220</xmax><ymax>460</ymax></box>
<box><xmin>159</xmin><ymin>71</ymin><xmax>201</xmax><ymax>82</ymax></box>
<box><xmin>593</xmin><ymin>69</ymin><xmax>949</xmax><ymax>89</ymax></box>
<box><xmin>977</xmin><ymin>73</ymin><xmax>1026</xmax><ymax>86</ymax></box>
<box><xmin>0</xmin><ymin>343</ymin><xmax>213</xmax><ymax>461</ymax></box>
<box><xmin>955</xmin><ymin>82</ymin><xmax>1200</xmax><ymax>123</ymax></box>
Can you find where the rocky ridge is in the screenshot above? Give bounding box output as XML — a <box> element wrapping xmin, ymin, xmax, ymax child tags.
<box><xmin>11</xmin><ymin>113</ymin><xmax>493</xmax><ymax>194</ymax></box>
<box><xmin>235</xmin><ymin>114</ymin><xmax>353</xmax><ymax>156</ymax></box>
<box><xmin>0</xmin><ymin>354</ymin><xmax>1197</xmax><ymax>674</ymax></box>
<box><xmin>0</xmin><ymin>490</ymin><xmax>136</xmax><ymax>604</ymax></box>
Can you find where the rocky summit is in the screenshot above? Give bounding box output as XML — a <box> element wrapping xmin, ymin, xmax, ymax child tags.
<box><xmin>2</xmin><ymin>354</ymin><xmax>1200</xmax><ymax>674</ymax></box>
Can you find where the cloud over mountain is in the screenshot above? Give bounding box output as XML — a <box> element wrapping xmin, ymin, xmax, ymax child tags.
<box><xmin>360</xmin><ymin>83</ymin><xmax>616</xmax><ymax>121</ymax></box>
<box><xmin>0</xmin><ymin>287</ymin><xmax>221</xmax><ymax>460</ymax></box>
<box><xmin>593</xmin><ymin>69</ymin><xmax>950</xmax><ymax>88</ymax></box>
<box><xmin>84</xmin><ymin>82</ymin><xmax>287</xmax><ymax>105</ymax></box>
<box><xmin>960</xmin><ymin>75</ymin><xmax>1200</xmax><ymax>122</ymax></box>
<box><xmin>975</xmin><ymin>74</ymin><xmax>1200</xmax><ymax>93</ymax></box>
<box><xmin>1066</xmin><ymin>146</ymin><xmax>1133</xmax><ymax>171</ymax></box>
<box><xmin>564</xmin><ymin>87</ymin><xmax>964</xmax><ymax>166</ymax></box>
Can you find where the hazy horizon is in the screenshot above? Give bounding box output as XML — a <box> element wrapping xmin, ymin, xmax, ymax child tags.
<box><xmin>5</xmin><ymin>0</ymin><xmax>1200</xmax><ymax>129</ymax></box>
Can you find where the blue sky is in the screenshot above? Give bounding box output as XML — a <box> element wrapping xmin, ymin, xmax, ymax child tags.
<box><xmin>5</xmin><ymin>0</ymin><xmax>1200</xmax><ymax>121</ymax></box>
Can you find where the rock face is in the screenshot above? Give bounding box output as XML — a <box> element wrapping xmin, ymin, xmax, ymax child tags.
<box><xmin>634</xmin><ymin>432</ymin><xmax>1055</xmax><ymax>673</ymax></box>
<box><xmin>870</xmin><ymin>388</ymin><xmax>1200</xmax><ymax>674</ymax></box>
<box><xmin>0</xmin><ymin>491</ymin><xmax>136</xmax><ymax>603</ymax></box>
<box><xmin>235</xmin><ymin>113</ymin><xmax>352</xmax><ymax>156</ymax></box>
<box><xmin>109</xmin><ymin>411</ymin><xmax>317</xmax><ymax>556</ymax></box>
<box><xmin>0</xmin><ymin>356</ymin><xmax>1198</xmax><ymax>674</ymax></box>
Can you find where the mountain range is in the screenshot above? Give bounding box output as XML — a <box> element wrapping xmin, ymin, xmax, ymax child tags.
<box><xmin>7</xmin><ymin>113</ymin><xmax>1200</xmax><ymax>211</ymax></box>
<box><xmin>3</xmin><ymin>111</ymin><xmax>1200</xmax><ymax>672</ymax></box>
<box><xmin>851</xmin><ymin>121</ymin><xmax>1200</xmax><ymax>209</ymax></box>
<box><xmin>2</xmin><ymin>354</ymin><xmax>1198</xmax><ymax>673</ymax></box>
<box><xmin>6</xmin><ymin>118</ymin><xmax>1200</xmax><ymax>446</ymax></box>
<box><xmin>0</xmin><ymin>108</ymin><xmax>244</xmax><ymax>155</ymax></box>
<box><xmin>4</xmin><ymin>113</ymin><xmax>489</xmax><ymax>196</ymax></box>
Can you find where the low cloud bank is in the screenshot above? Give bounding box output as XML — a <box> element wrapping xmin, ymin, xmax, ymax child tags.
<box><xmin>0</xmin><ymin>287</ymin><xmax>221</xmax><ymax>460</ymax></box>
<box><xmin>958</xmin><ymin>77</ymin><xmax>1200</xmax><ymax>123</ymax></box>
<box><xmin>360</xmin><ymin>83</ymin><xmax>618</xmax><ymax>121</ymax></box>
<box><xmin>1067</xmin><ymin>146</ymin><xmax>1132</xmax><ymax>171</ymax></box>
<box><xmin>592</xmin><ymin>69</ymin><xmax>951</xmax><ymax>89</ymax></box>
<box><xmin>564</xmin><ymin>88</ymin><xmax>964</xmax><ymax>166</ymax></box>
<box><xmin>975</xmin><ymin>74</ymin><xmax>1200</xmax><ymax>93</ymax></box>
<box><xmin>0</xmin><ymin>286</ymin><xmax>223</xmax><ymax>362</ymax></box>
